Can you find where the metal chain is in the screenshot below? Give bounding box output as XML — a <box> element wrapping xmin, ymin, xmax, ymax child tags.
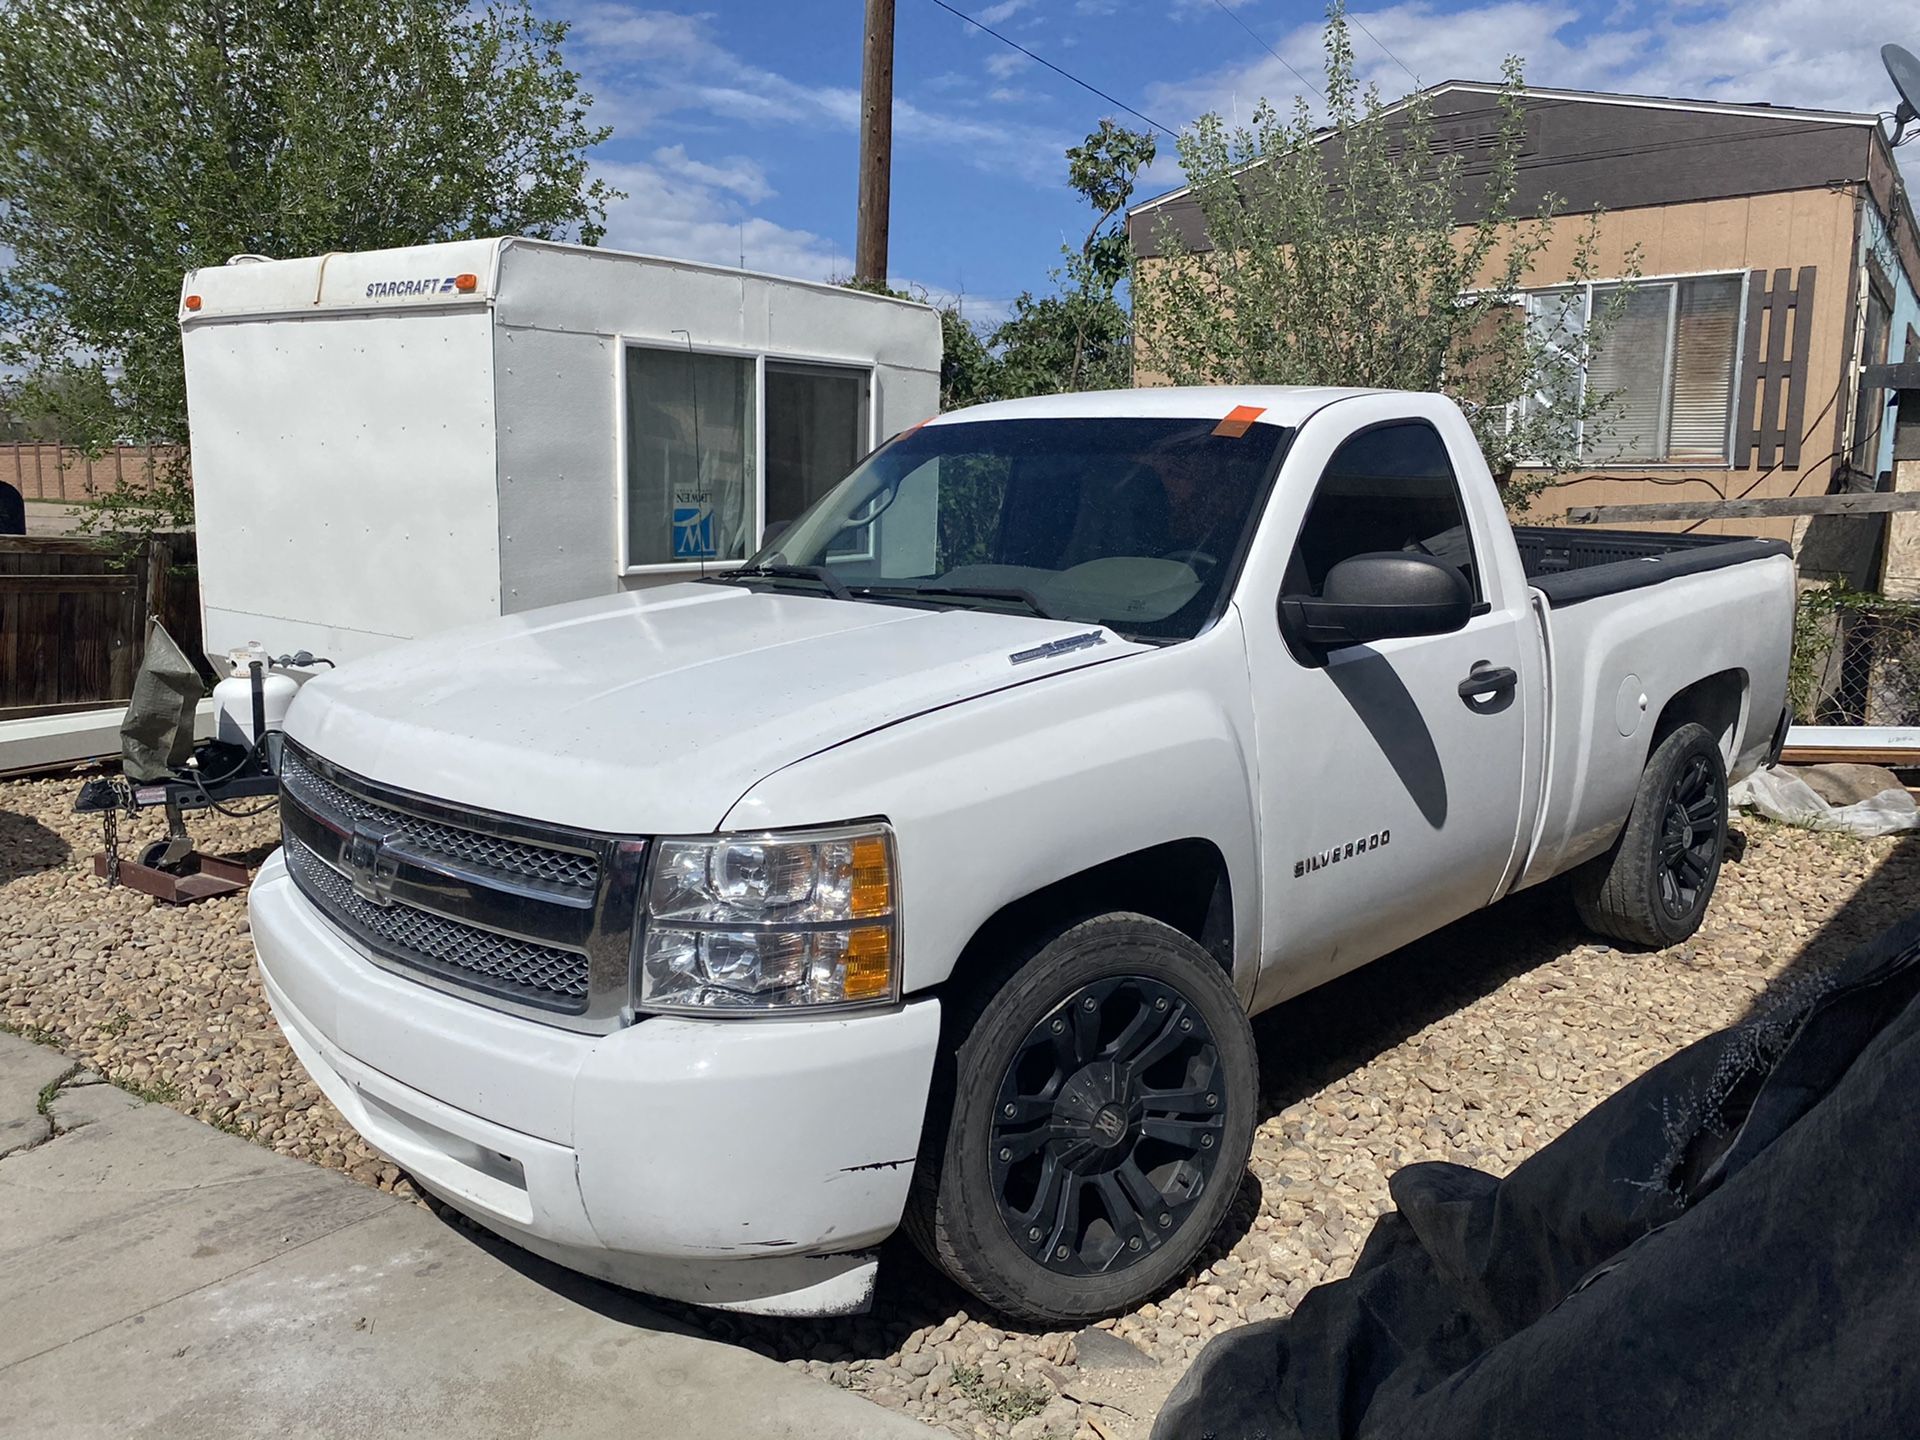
<box><xmin>98</xmin><ymin>776</ymin><xmax>136</xmax><ymax>888</ymax></box>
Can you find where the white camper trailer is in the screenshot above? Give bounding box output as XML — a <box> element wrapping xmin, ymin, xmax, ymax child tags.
<box><xmin>180</xmin><ymin>238</ymin><xmax>942</xmax><ymax>666</ymax></box>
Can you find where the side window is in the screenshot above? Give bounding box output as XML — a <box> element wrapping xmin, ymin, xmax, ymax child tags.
<box><xmin>1285</xmin><ymin>421</ymin><xmax>1481</xmax><ymax>601</ymax></box>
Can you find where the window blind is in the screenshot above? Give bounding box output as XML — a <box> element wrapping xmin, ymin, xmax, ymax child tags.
<box><xmin>1668</xmin><ymin>276</ymin><xmax>1742</xmax><ymax>462</ymax></box>
<box><xmin>1585</xmin><ymin>285</ymin><xmax>1672</xmax><ymax>463</ymax></box>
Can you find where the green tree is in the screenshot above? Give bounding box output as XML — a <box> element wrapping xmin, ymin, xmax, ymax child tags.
<box><xmin>1134</xmin><ymin>3</ymin><xmax>1633</xmax><ymax>511</ymax></box>
<box><xmin>994</xmin><ymin>119</ymin><xmax>1156</xmax><ymax>398</ymax></box>
<box><xmin>0</xmin><ymin>0</ymin><xmax>618</xmax><ymax>532</ymax></box>
<box><xmin>940</xmin><ymin>307</ymin><xmax>1004</xmax><ymax>411</ymax></box>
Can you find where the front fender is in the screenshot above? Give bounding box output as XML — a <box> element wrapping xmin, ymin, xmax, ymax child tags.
<box><xmin>722</xmin><ymin>620</ymin><xmax>1262</xmax><ymax>1003</ymax></box>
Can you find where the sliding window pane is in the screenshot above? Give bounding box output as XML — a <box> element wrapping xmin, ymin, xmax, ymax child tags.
<box><xmin>766</xmin><ymin>361</ymin><xmax>870</xmax><ymax>556</ymax></box>
<box><xmin>1585</xmin><ymin>285</ymin><xmax>1672</xmax><ymax>463</ymax></box>
<box><xmin>1518</xmin><ymin>289</ymin><xmax>1586</xmax><ymax>437</ymax></box>
<box><xmin>624</xmin><ymin>347</ymin><xmax>755</xmax><ymax>567</ymax></box>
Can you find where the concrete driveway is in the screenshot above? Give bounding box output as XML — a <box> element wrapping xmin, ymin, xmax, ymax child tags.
<box><xmin>0</xmin><ymin>1033</ymin><xmax>938</xmax><ymax>1440</ymax></box>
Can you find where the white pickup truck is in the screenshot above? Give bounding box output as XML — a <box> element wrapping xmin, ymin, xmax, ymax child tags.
<box><xmin>252</xmin><ymin>386</ymin><xmax>1794</xmax><ymax>1323</ymax></box>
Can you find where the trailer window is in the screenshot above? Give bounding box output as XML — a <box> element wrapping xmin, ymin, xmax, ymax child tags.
<box><xmin>624</xmin><ymin>346</ymin><xmax>755</xmax><ymax>567</ymax></box>
<box><xmin>766</xmin><ymin>362</ymin><xmax>871</xmax><ymax>554</ymax></box>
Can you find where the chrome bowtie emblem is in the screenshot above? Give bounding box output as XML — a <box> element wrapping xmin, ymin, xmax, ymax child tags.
<box><xmin>343</xmin><ymin>822</ymin><xmax>402</xmax><ymax>906</ymax></box>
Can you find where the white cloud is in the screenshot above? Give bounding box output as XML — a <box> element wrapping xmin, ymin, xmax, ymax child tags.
<box><xmin>1146</xmin><ymin>0</ymin><xmax>1906</xmax><ymax>130</ymax></box>
<box><xmin>974</xmin><ymin>0</ymin><xmax>1036</xmax><ymax>24</ymax></box>
<box><xmin>560</xmin><ymin>3</ymin><xmax>1076</xmax><ymax>185</ymax></box>
<box><xmin>650</xmin><ymin>144</ymin><xmax>773</xmax><ymax>203</ymax></box>
<box><xmin>592</xmin><ymin>159</ymin><xmax>1028</xmax><ymax>314</ymax></box>
<box><xmin>986</xmin><ymin>50</ymin><xmax>1034</xmax><ymax>80</ymax></box>
<box><xmin>564</xmin><ymin>7</ymin><xmax>709</xmax><ymax>57</ymax></box>
<box><xmin>923</xmin><ymin>288</ymin><xmax>1019</xmax><ymax>327</ymax></box>
<box><xmin>595</xmin><ymin>158</ymin><xmax>844</xmax><ymax>281</ymax></box>
<box><xmin>1166</xmin><ymin>0</ymin><xmax>1251</xmax><ymax>16</ymax></box>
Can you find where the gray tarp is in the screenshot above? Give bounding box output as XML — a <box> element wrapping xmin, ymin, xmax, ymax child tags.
<box><xmin>120</xmin><ymin>621</ymin><xmax>203</xmax><ymax>781</ymax></box>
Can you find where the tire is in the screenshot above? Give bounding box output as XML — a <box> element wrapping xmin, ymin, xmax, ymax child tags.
<box><xmin>905</xmin><ymin>913</ymin><xmax>1257</xmax><ymax>1325</ymax></box>
<box><xmin>1573</xmin><ymin>721</ymin><xmax>1728</xmax><ymax>948</ymax></box>
<box><xmin>138</xmin><ymin>839</ymin><xmax>186</xmax><ymax>873</ymax></box>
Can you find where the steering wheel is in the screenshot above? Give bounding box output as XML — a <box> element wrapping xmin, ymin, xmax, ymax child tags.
<box><xmin>1160</xmin><ymin>548</ymin><xmax>1219</xmax><ymax>572</ymax></box>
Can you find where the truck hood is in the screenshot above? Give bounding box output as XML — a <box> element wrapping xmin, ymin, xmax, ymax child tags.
<box><xmin>284</xmin><ymin>582</ymin><xmax>1142</xmax><ymax>834</ymax></box>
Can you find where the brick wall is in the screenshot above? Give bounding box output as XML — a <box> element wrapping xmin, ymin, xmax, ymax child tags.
<box><xmin>0</xmin><ymin>444</ymin><xmax>181</xmax><ymax>503</ymax></box>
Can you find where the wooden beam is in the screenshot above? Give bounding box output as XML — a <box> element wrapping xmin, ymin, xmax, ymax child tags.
<box><xmin>1863</xmin><ymin>360</ymin><xmax>1920</xmax><ymax>391</ymax></box>
<box><xmin>0</xmin><ymin>698</ymin><xmax>133</xmax><ymax>724</ymax></box>
<box><xmin>1780</xmin><ymin>746</ymin><xmax>1920</xmax><ymax>767</ymax></box>
<box><xmin>0</xmin><ymin>536</ymin><xmax>113</xmax><ymax>557</ymax></box>
<box><xmin>1567</xmin><ymin>491</ymin><xmax>1920</xmax><ymax>524</ymax></box>
<box><xmin>0</xmin><ymin>573</ymin><xmax>137</xmax><ymax>593</ymax></box>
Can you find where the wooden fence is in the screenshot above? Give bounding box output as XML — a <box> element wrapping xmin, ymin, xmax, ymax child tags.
<box><xmin>0</xmin><ymin>534</ymin><xmax>203</xmax><ymax>721</ymax></box>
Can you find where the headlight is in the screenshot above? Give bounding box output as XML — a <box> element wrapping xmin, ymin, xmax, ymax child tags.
<box><xmin>637</xmin><ymin>824</ymin><xmax>898</xmax><ymax>1013</ymax></box>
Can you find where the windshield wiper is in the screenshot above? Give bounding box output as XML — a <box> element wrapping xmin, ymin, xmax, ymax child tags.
<box><xmin>849</xmin><ymin>583</ymin><xmax>1063</xmax><ymax>621</ymax></box>
<box><xmin>713</xmin><ymin>563</ymin><xmax>851</xmax><ymax>601</ymax></box>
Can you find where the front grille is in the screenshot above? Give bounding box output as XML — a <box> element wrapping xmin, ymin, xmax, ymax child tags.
<box><xmin>286</xmin><ymin>836</ymin><xmax>591</xmax><ymax>1007</ymax></box>
<box><xmin>276</xmin><ymin>740</ymin><xmax>647</xmax><ymax>1030</ymax></box>
<box><xmin>281</xmin><ymin>748</ymin><xmax>598</xmax><ymax>894</ymax></box>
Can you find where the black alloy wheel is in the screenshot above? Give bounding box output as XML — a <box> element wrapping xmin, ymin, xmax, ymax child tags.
<box><xmin>906</xmin><ymin>913</ymin><xmax>1258</xmax><ymax>1325</ymax></box>
<box><xmin>1574</xmin><ymin>721</ymin><xmax>1729</xmax><ymax>948</ymax></box>
<box><xmin>1657</xmin><ymin>750</ymin><xmax>1724</xmax><ymax>921</ymax></box>
<box><xmin>989</xmin><ymin>974</ymin><xmax>1224</xmax><ymax>1278</ymax></box>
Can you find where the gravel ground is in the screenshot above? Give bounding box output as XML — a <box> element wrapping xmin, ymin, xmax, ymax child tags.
<box><xmin>5</xmin><ymin>770</ymin><xmax>1916</xmax><ymax>1440</ymax></box>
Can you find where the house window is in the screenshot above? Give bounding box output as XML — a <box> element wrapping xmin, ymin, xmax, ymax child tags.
<box><xmin>623</xmin><ymin>345</ymin><xmax>756</xmax><ymax>568</ymax></box>
<box><xmin>1515</xmin><ymin>274</ymin><xmax>1744</xmax><ymax>465</ymax></box>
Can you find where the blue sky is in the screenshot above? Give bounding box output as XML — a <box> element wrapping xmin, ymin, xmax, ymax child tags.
<box><xmin>542</xmin><ymin>0</ymin><xmax>1910</xmax><ymax>322</ymax></box>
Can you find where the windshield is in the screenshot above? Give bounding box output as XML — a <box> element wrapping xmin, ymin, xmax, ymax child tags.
<box><xmin>724</xmin><ymin>416</ymin><xmax>1292</xmax><ymax>641</ymax></box>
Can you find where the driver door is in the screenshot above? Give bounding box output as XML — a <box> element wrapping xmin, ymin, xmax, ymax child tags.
<box><xmin>1242</xmin><ymin>407</ymin><xmax>1533</xmax><ymax>1010</ymax></box>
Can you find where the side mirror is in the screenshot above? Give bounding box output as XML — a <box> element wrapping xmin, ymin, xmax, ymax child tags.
<box><xmin>1279</xmin><ymin>551</ymin><xmax>1473</xmax><ymax>653</ymax></box>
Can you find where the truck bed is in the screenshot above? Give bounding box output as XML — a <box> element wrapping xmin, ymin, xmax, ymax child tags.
<box><xmin>1512</xmin><ymin>526</ymin><xmax>1791</xmax><ymax>606</ymax></box>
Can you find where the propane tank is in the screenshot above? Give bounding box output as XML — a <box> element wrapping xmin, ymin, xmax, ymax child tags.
<box><xmin>213</xmin><ymin>642</ymin><xmax>299</xmax><ymax>749</ymax></box>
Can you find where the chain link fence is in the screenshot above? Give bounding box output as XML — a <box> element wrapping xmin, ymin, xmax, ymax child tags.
<box><xmin>1790</xmin><ymin>591</ymin><xmax>1920</xmax><ymax>727</ymax></box>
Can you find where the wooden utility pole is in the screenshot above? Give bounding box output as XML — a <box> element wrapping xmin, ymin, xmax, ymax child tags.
<box><xmin>855</xmin><ymin>0</ymin><xmax>895</xmax><ymax>285</ymax></box>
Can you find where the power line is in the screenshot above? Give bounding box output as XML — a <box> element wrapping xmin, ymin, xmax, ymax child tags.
<box><xmin>924</xmin><ymin>0</ymin><xmax>1178</xmax><ymax>137</ymax></box>
<box><xmin>1348</xmin><ymin>11</ymin><xmax>1421</xmax><ymax>91</ymax></box>
<box><xmin>1207</xmin><ymin>2</ymin><xmax>1421</xmax><ymax>105</ymax></box>
<box><xmin>1207</xmin><ymin>0</ymin><xmax>1321</xmax><ymax>99</ymax></box>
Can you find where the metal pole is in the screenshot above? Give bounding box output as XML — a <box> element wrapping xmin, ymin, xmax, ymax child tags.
<box><xmin>854</xmin><ymin>0</ymin><xmax>895</xmax><ymax>285</ymax></box>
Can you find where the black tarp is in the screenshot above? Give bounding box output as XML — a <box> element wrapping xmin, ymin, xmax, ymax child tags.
<box><xmin>1154</xmin><ymin>910</ymin><xmax>1920</xmax><ymax>1440</ymax></box>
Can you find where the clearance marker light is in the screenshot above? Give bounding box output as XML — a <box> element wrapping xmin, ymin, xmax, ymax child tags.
<box><xmin>1212</xmin><ymin>404</ymin><xmax>1265</xmax><ymax>438</ymax></box>
<box><xmin>453</xmin><ymin>273</ymin><xmax>479</xmax><ymax>293</ymax></box>
<box><xmin>184</xmin><ymin>295</ymin><xmax>203</xmax><ymax>311</ymax></box>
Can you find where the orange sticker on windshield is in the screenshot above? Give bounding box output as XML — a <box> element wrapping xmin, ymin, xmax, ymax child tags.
<box><xmin>1212</xmin><ymin>405</ymin><xmax>1265</xmax><ymax>437</ymax></box>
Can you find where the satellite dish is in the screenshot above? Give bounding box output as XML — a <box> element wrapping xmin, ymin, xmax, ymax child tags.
<box><xmin>1887</xmin><ymin>43</ymin><xmax>1920</xmax><ymax>145</ymax></box>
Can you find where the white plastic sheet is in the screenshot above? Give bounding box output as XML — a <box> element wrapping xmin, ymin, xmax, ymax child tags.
<box><xmin>1730</xmin><ymin>767</ymin><xmax>1920</xmax><ymax>837</ymax></box>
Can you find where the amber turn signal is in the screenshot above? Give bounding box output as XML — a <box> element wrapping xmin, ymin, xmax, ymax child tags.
<box><xmin>840</xmin><ymin>925</ymin><xmax>895</xmax><ymax>1001</ymax></box>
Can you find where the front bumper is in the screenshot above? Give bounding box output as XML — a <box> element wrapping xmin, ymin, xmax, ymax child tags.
<box><xmin>250</xmin><ymin>849</ymin><xmax>941</xmax><ymax>1315</ymax></box>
